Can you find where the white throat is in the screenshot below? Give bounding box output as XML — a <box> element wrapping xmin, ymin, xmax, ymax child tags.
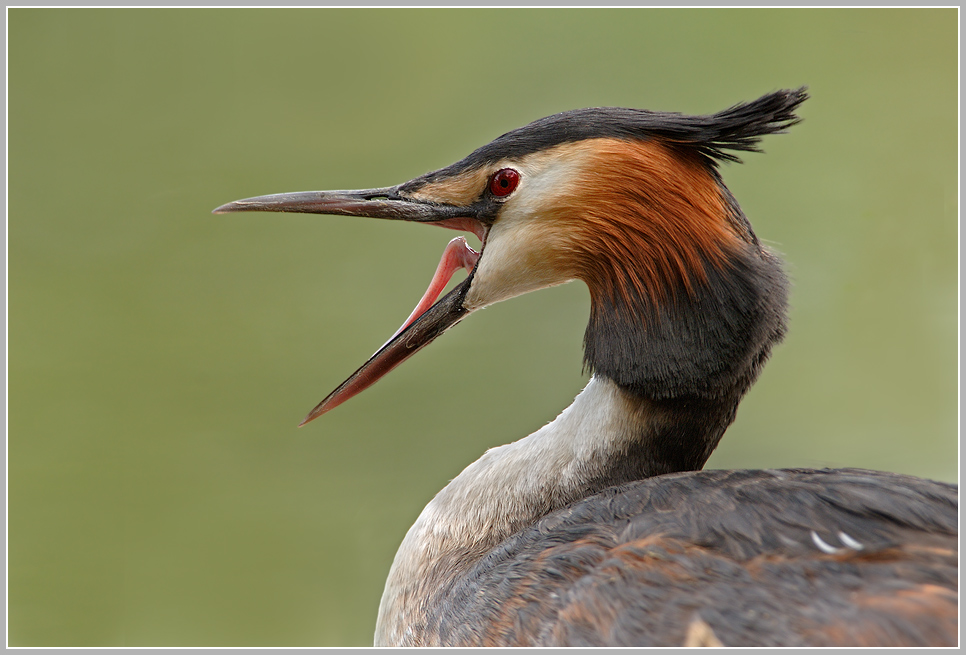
<box><xmin>374</xmin><ymin>376</ymin><xmax>658</xmax><ymax>646</ymax></box>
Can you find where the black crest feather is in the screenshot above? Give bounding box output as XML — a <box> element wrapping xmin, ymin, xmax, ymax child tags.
<box><xmin>638</xmin><ymin>86</ymin><xmax>809</xmax><ymax>163</ymax></box>
<box><xmin>429</xmin><ymin>87</ymin><xmax>808</xmax><ymax>181</ymax></box>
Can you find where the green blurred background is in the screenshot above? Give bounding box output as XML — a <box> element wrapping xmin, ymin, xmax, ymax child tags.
<box><xmin>8</xmin><ymin>8</ymin><xmax>958</xmax><ymax>647</ymax></box>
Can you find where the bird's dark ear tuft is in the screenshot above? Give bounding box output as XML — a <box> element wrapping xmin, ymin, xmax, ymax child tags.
<box><xmin>660</xmin><ymin>87</ymin><xmax>809</xmax><ymax>164</ymax></box>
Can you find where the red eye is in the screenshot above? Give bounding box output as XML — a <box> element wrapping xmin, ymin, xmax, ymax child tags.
<box><xmin>489</xmin><ymin>168</ymin><xmax>520</xmax><ymax>197</ymax></box>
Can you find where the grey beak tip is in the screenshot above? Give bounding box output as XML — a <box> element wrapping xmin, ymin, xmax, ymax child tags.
<box><xmin>212</xmin><ymin>200</ymin><xmax>260</xmax><ymax>214</ymax></box>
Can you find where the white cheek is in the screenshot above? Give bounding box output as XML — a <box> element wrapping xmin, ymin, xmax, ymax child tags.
<box><xmin>464</xmin><ymin>221</ymin><xmax>573</xmax><ymax>311</ymax></box>
<box><xmin>463</xmin><ymin>160</ymin><xmax>583</xmax><ymax>311</ymax></box>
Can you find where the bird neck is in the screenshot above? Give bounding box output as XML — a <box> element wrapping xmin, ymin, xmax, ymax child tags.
<box><xmin>375</xmin><ymin>375</ymin><xmax>735</xmax><ymax>646</ymax></box>
<box><xmin>584</xmin><ymin>237</ymin><xmax>789</xmax><ymax>402</ymax></box>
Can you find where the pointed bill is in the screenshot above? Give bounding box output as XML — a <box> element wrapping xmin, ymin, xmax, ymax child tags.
<box><xmin>213</xmin><ymin>185</ymin><xmax>486</xmax><ymax>425</ymax></box>
<box><xmin>212</xmin><ymin>187</ymin><xmax>472</xmax><ymax>224</ymax></box>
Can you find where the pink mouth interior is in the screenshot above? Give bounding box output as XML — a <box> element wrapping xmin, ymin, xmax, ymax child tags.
<box><xmin>382</xmin><ymin>235</ymin><xmax>480</xmax><ymax>349</ymax></box>
<box><xmin>299</xmin><ymin>218</ymin><xmax>484</xmax><ymax>426</ymax></box>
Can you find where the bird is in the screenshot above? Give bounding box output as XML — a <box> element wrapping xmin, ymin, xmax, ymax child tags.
<box><xmin>213</xmin><ymin>88</ymin><xmax>958</xmax><ymax>647</ymax></box>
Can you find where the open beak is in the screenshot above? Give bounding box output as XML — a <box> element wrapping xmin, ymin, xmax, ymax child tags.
<box><xmin>213</xmin><ymin>186</ymin><xmax>485</xmax><ymax>426</ymax></box>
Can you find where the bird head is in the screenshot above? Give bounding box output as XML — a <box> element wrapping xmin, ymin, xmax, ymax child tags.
<box><xmin>214</xmin><ymin>89</ymin><xmax>806</xmax><ymax>426</ymax></box>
